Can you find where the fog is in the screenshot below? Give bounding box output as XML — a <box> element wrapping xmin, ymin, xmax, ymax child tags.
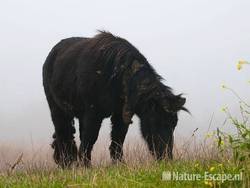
<box><xmin>0</xmin><ymin>0</ymin><xmax>249</xmax><ymax>144</ymax></box>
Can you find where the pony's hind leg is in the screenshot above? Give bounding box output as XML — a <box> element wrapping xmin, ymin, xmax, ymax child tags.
<box><xmin>49</xmin><ymin>104</ymin><xmax>77</xmax><ymax>167</ymax></box>
<box><xmin>78</xmin><ymin>108</ymin><xmax>102</xmax><ymax>167</ymax></box>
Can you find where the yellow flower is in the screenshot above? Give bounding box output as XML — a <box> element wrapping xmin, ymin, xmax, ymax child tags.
<box><xmin>221</xmin><ymin>84</ymin><xmax>227</xmax><ymax>89</ymax></box>
<box><xmin>208</xmin><ymin>182</ymin><xmax>213</xmax><ymax>187</ymax></box>
<box><xmin>237</xmin><ymin>60</ymin><xmax>249</xmax><ymax>70</ymax></box>
<box><xmin>238</xmin><ymin>60</ymin><xmax>248</xmax><ymax>65</ymax></box>
<box><xmin>205</xmin><ymin>132</ymin><xmax>213</xmax><ymax>138</ymax></box>
<box><xmin>209</xmin><ymin>166</ymin><xmax>215</xmax><ymax>172</ymax></box>
<box><xmin>237</xmin><ymin>63</ymin><xmax>242</xmax><ymax>70</ymax></box>
<box><xmin>218</xmin><ymin>163</ymin><xmax>223</xmax><ymax>168</ymax></box>
<box><xmin>194</xmin><ymin>163</ymin><xmax>199</xmax><ymax>167</ymax></box>
<box><xmin>220</xmin><ymin>141</ymin><xmax>224</xmax><ymax>146</ymax></box>
<box><xmin>204</xmin><ymin>181</ymin><xmax>213</xmax><ymax>187</ymax></box>
<box><xmin>221</xmin><ymin>106</ymin><xmax>227</xmax><ymax>112</ymax></box>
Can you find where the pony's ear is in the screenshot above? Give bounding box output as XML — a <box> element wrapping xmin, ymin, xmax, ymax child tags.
<box><xmin>175</xmin><ymin>95</ymin><xmax>186</xmax><ymax>110</ymax></box>
<box><xmin>162</xmin><ymin>94</ymin><xmax>186</xmax><ymax>113</ymax></box>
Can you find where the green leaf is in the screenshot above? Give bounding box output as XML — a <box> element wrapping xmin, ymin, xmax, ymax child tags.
<box><xmin>239</xmin><ymin>155</ymin><xmax>246</xmax><ymax>162</ymax></box>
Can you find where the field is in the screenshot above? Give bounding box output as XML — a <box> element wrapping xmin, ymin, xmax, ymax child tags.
<box><xmin>0</xmin><ymin>160</ymin><xmax>246</xmax><ymax>188</ymax></box>
<box><xmin>0</xmin><ymin>134</ymin><xmax>249</xmax><ymax>188</ymax></box>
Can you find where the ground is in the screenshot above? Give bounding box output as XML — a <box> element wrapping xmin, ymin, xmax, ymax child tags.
<box><xmin>0</xmin><ymin>140</ymin><xmax>248</xmax><ymax>188</ymax></box>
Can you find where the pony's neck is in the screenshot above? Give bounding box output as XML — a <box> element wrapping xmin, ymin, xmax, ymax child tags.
<box><xmin>127</xmin><ymin>68</ymin><xmax>161</xmax><ymax>110</ymax></box>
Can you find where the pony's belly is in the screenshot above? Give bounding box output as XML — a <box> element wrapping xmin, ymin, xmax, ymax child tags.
<box><xmin>96</xmin><ymin>95</ymin><xmax>114</xmax><ymax>118</ymax></box>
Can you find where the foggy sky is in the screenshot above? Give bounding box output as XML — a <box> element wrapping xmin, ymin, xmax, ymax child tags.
<box><xmin>0</xmin><ymin>0</ymin><xmax>250</xmax><ymax>144</ymax></box>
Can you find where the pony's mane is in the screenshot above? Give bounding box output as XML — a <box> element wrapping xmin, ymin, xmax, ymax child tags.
<box><xmin>86</xmin><ymin>31</ymin><xmax>162</xmax><ymax>81</ymax></box>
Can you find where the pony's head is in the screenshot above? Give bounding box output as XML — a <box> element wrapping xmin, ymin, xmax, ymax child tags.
<box><xmin>137</xmin><ymin>84</ymin><xmax>187</xmax><ymax>159</ymax></box>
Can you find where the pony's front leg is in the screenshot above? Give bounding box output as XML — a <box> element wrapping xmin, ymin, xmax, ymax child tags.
<box><xmin>109</xmin><ymin>112</ymin><xmax>129</xmax><ymax>162</ymax></box>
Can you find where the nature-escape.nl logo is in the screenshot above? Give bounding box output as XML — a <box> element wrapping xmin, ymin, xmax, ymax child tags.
<box><xmin>162</xmin><ymin>171</ymin><xmax>243</xmax><ymax>183</ymax></box>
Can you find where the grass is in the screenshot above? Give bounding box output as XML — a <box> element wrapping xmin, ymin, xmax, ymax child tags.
<box><xmin>0</xmin><ymin>160</ymin><xmax>248</xmax><ymax>188</ymax></box>
<box><xmin>0</xmin><ymin>138</ymin><xmax>249</xmax><ymax>188</ymax></box>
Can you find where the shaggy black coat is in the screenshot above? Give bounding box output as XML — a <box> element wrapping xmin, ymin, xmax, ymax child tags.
<box><xmin>43</xmin><ymin>31</ymin><xmax>186</xmax><ymax>167</ymax></box>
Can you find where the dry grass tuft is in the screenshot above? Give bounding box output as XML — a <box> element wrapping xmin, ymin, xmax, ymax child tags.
<box><xmin>0</xmin><ymin>135</ymin><xmax>225</xmax><ymax>173</ymax></box>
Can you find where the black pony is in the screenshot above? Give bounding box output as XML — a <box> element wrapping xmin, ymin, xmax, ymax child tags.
<box><xmin>42</xmin><ymin>31</ymin><xmax>187</xmax><ymax>167</ymax></box>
